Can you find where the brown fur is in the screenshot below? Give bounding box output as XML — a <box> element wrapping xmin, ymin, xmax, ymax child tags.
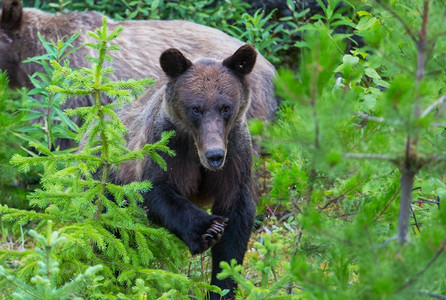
<box><xmin>0</xmin><ymin>1</ymin><xmax>277</xmax><ymax>121</ymax></box>
<box><xmin>117</xmin><ymin>52</ymin><xmax>254</xmax><ymax>194</ymax></box>
<box><xmin>122</xmin><ymin>46</ymin><xmax>257</xmax><ymax>298</ymax></box>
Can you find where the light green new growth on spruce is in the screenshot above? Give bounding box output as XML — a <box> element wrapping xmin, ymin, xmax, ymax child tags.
<box><xmin>0</xmin><ymin>221</ymin><xmax>103</xmax><ymax>300</ymax></box>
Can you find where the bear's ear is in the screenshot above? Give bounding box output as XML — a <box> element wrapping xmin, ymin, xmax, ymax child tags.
<box><xmin>160</xmin><ymin>48</ymin><xmax>192</xmax><ymax>78</ymax></box>
<box><xmin>223</xmin><ymin>44</ymin><xmax>257</xmax><ymax>77</ymax></box>
<box><xmin>1</xmin><ymin>0</ymin><xmax>23</xmax><ymax>31</ymax></box>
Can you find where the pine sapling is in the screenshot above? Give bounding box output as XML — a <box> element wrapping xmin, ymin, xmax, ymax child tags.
<box><xmin>2</xmin><ymin>17</ymin><xmax>190</xmax><ymax>296</ymax></box>
<box><xmin>22</xmin><ymin>32</ymin><xmax>81</xmax><ymax>149</ymax></box>
<box><xmin>0</xmin><ymin>221</ymin><xmax>103</xmax><ymax>299</ymax></box>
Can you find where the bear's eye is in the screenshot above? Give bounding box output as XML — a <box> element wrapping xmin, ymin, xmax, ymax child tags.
<box><xmin>221</xmin><ymin>105</ymin><xmax>231</xmax><ymax>114</ymax></box>
<box><xmin>191</xmin><ymin>106</ymin><xmax>201</xmax><ymax>115</ymax></box>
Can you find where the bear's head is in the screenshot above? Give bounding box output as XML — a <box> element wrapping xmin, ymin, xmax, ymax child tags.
<box><xmin>160</xmin><ymin>44</ymin><xmax>257</xmax><ymax>171</ymax></box>
<box><xmin>0</xmin><ymin>0</ymin><xmax>27</xmax><ymax>87</ymax></box>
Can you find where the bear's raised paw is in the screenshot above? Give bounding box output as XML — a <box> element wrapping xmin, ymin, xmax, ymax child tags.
<box><xmin>188</xmin><ymin>216</ymin><xmax>228</xmax><ymax>255</ymax></box>
<box><xmin>202</xmin><ymin>218</ymin><xmax>228</xmax><ymax>250</ymax></box>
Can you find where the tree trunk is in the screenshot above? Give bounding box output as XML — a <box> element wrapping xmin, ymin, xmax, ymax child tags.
<box><xmin>397</xmin><ymin>168</ymin><xmax>416</xmax><ymax>243</ymax></box>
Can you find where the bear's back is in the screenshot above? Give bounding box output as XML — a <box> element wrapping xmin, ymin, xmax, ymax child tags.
<box><xmin>19</xmin><ymin>9</ymin><xmax>277</xmax><ymax>121</ymax></box>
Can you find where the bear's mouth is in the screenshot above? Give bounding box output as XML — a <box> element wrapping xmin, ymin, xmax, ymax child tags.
<box><xmin>198</xmin><ymin>149</ymin><xmax>226</xmax><ymax>171</ymax></box>
<box><xmin>194</xmin><ymin>127</ymin><xmax>227</xmax><ymax>171</ymax></box>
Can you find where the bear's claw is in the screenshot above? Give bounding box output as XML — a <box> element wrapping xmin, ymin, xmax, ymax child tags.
<box><xmin>201</xmin><ymin>218</ymin><xmax>227</xmax><ymax>250</ymax></box>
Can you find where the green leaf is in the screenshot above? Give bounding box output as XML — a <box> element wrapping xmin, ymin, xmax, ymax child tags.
<box><xmin>364</xmin><ymin>68</ymin><xmax>381</xmax><ymax>79</ymax></box>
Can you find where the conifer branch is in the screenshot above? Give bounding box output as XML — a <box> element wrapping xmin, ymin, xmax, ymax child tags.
<box><xmin>355</xmin><ymin>113</ymin><xmax>384</xmax><ymax>123</ymax></box>
<box><xmin>343</xmin><ymin>153</ymin><xmax>398</xmax><ymax>164</ymax></box>
<box><xmin>415</xmin><ymin>291</ymin><xmax>446</xmax><ymax>299</ymax></box>
<box><xmin>395</xmin><ymin>237</ymin><xmax>446</xmax><ymax>293</ymax></box>
<box><xmin>375</xmin><ymin>48</ymin><xmax>413</xmax><ymax>75</ymax></box>
<box><xmin>416</xmin><ymin>0</ymin><xmax>429</xmax><ymax>82</ymax></box>
<box><xmin>421</xmin><ymin>95</ymin><xmax>446</xmax><ymax>118</ymax></box>
<box><xmin>0</xmin><ymin>222</ymin><xmax>103</xmax><ymax>298</ymax></box>
<box><xmin>374</xmin><ymin>0</ymin><xmax>418</xmax><ymax>43</ymax></box>
<box><xmin>374</xmin><ymin>186</ymin><xmax>401</xmax><ymax>221</ymax></box>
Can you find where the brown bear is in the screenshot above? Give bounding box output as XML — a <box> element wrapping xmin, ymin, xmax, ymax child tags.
<box><xmin>115</xmin><ymin>45</ymin><xmax>257</xmax><ymax>299</ymax></box>
<box><xmin>0</xmin><ymin>0</ymin><xmax>277</xmax><ymax>123</ymax></box>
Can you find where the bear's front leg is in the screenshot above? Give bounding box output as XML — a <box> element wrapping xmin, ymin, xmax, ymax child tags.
<box><xmin>143</xmin><ymin>182</ymin><xmax>227</xmax><ymax>254</ymax></box>
<box><xmin>209</xmin><ymin>184</ymin><xmax>256</xmax><ymax>300</ymax></box>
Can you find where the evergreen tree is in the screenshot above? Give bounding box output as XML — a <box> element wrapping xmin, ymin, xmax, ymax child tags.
<box><xmin>0</xmin><ymin>221</ymin><xmax>103</xmax><ymax>299</ymax></box>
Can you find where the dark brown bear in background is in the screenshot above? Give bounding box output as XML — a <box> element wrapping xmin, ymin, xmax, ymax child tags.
<box><xmin>118</xmin><ymin>44</ymin><xmax>257</xmax><ymax>299</ymax></box>
<box><xmin>0</xmin><ymin>0</ymin><xmax>277</xmax><ymax>123</ymax></box>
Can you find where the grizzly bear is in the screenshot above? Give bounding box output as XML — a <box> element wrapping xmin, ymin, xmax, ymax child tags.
<box><xmin>0</xmin><ymin>0</ymin><xmax>277</xmax><ymax>123</ymax></box>
<box><xmin>115</xmin><ymin>45</ymin><xmax>257</xmax><ymax>299</ymax></box>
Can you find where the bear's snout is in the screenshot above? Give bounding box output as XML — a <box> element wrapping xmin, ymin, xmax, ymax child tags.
<box><xmin>205</xmin><ymin>149</ymin><xmax>225</xmax><ymax>169</ymax></box>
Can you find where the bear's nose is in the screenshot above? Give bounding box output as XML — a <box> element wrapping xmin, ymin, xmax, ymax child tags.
<box><xmin>205</xmin><ymin>149</ymin><xmax>225</xmax><ymax>169</ymax></box>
